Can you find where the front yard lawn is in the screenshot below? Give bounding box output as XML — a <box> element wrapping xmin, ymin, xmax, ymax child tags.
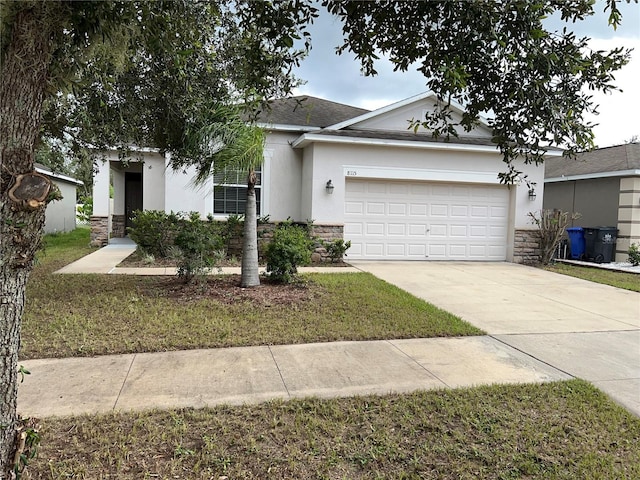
<box><xmin>23</xmin><ymin>230</ymin><xmax>482</xmax><ymax>360</ymax></box>
<box><xmin>545</xmin><ymin>263</ymin><xmax>640</xmax><ymax>292</ymax></box>
<box><xmin>29</xmin><ymin>380</ymin><xmax>640</xmax><ymax>479</ymax></box>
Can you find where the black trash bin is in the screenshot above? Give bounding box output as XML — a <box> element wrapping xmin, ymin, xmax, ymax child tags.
<box><xmin>584</xmin><ymin>227</ymin><xmax>618</xmax><ymax>263</ymax></box>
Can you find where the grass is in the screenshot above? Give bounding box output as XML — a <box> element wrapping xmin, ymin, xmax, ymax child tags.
<box><xmin>27</xmin><ymin>380</ymin><xmax>640</xmax><ymax>479</ymax></box>
<box><xmin>22</xmin><ymin>229</ymin><xmax>482</xmax><ymax>360</ymax></box>
<box><xmin>545</xmin><ymin>262</ymin><xmax>640</xmax><ymax>292</ymax></box>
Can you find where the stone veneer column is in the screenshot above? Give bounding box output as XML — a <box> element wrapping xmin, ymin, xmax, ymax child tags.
<box><xmin>512</xmin><ymin>228</ymin><xmax>541</xmax><ymax>264</ymax></box>
<box><xmin>616</xmin><ymin>177</ymin><xmax>640</xmax><ymax>262</ymax></box>
<box><xmin>89</xmin><ymin>216</ymin><xmax>109</xmax><ymax>247</ymax></box>
<box><xmin>309</xmin><ymin>224</ymin><xmax>344</xmax><ymax>263</ymax></box>
<box><xmin>111</xmin><ymin>214</ymin><xmax>126</xmax><ymax>238</ymax></box>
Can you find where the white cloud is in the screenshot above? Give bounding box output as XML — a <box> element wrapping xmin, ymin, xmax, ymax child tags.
<box><xmin>584</xmin><ymin>37</ymin><xmax>640</xmax><ymax>147</ymax></box>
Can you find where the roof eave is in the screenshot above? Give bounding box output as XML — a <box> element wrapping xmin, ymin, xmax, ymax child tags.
<box><xmin>291</xmin><ymin>132</ymin><xmax>500</xmax><ymax>154</ymax></box>
<box><xmin>258</xmin><ymin>123</ymin><xmax>321</xmax><ymax>133</ymax></box>
<box><xmin>545</xmin><ymin>169</ymin><xmax>640</xmax><ymax>182</ymax></box>
<box><xmin>35</xmin><ymin>167</ymin><xmax>84</xmax><ymax>186</ymax></box>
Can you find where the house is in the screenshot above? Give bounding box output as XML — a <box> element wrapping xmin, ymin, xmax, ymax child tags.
<box><xmin>91</xmin><ymin>92</ymin><xmax>549</xmax><ymax>262</ymax></box>
<box><xmin>35</xmin><ymin>163</ymin><xmax>84</xmax><ymax>234</ymax></box>
<box><xmin>543</xmin><ymin>143</ymin><xmax>640</xmax><ymax>262</ymax></box>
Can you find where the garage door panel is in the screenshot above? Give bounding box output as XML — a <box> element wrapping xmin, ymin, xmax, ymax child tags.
<box><xmin>344</xmin><ymin>223</ymin><xmax>363</xmax><ymax>235</ymax></box>
<box><xmin>450</xmin><ymin>225</ymin><xmax>468</xmax><ymax>237</ymax></box>
<box><xmin>408</xmin><ymin>224</ymin><xmax>428</xmax><ymax>236</ymax></box>
<box><xmin>365</xmin><ymin>243</ymin><xmax>384</xmax><ymax>256</ymax></box>
<box><xmin>491</xmin><ymin>206</ymin><xmax>508</xmax><ymax>218</ymax></box>
<box><xmin>366</xmin><ymin>223</ymin><xmax>385</xmax><ymax>236</ymax></box>
<box><xmin>449</xmin><ymin>244</ymin><xmax>468</xmax><ymax>257</ymax></box>
<box><xmin>367</xmin><ymin>202</ymin><xmax>385</xmax><ymax>215</ymax></box>
<box><xmin>387</xmin><ymin>244</ymin><xmax>406</xmax><ymax>256</ymax></box>
<box><xmin>470</xmin><ymin>225</ymin><xmax>488</xmax><ymax>237</ymax></box>
<box><xmin>388</xmin><ymin>223</ymin><xmax>406</xmax><ymax>236</ymax></box>
<box><xmin>367</xmin><ymin>183</ymin><xmax>387</xmax><ymax>194</ymax></box>
<box><xmin>388</xmin><ymin>203</ymin><xmax>407</xmax><ymax>215</ymax></box>
<box><xmin>344</xmin><ymin>179</ymin><xmax>508</xmax><ymax>261</ymax></box>
<box><xmin>431</xmin><ymin>185</ymin><xmax>450</xmax><ymax>196</ymax></box>
<box><xmin>427</xmin><ymin>244</ymin><xmax>446</xmax><ymax>258</ymax></box>
<box><xmin>345</xmin><ymin>201</ymin><xmax>364</xmax><ymax>214</ymax></box>
<box><xmin>409</xmin><ymin>203</ymin><xmax>428</xmax><ymax>216</ymax></box>
<box><xmin>408</xmin><ymin>244</ymin><xmax>427</xmax><ymax>256</ymax></box>
<box><xmin>346</xmin><ymin>181</ymin><xmax>365</xmax><ymax>193</ymax></box>
<box><xmin>450</xmin><ymin>205</ymin><xmax>468</xmax><ymax>217</ymax></box>
<box><xmin>388</xmin><ymin>183</ymin><xmax>407</xmax><ymax>195</ymax></box>
<box><xmin>470</xmin><ymin>205</ymin><xmax>489</xmax><ymax>217</ymax></box>
<box><xmin>430</xmin><ymin>204</ymin><xmax>448</xmax><ymax>216</ymax></box>
<box><xmin>429</xmin><ymin>224</ymin><xmax>447</xmax><ymax>237</ymax></box>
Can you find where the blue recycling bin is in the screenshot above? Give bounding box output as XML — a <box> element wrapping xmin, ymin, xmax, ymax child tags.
<box><xmin>566</xmin><ymin>227</ymin><xmax>585</xmax><ymax>259</ymax></box>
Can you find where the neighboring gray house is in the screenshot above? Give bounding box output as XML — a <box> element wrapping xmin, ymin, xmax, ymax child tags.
<box><xmin>93</xmin><ymin>92</ymin><xmax>549</xmax><ymax>262</ymax></box>
<box><xmin>35</xmin><ymin>163</ymin><xmax>84</xmax><ymax>234</ymax></box>
<box><xmin>543</xmin><ymin>143</ymin><xmax>640</xmax><ymax>262</ymax></box>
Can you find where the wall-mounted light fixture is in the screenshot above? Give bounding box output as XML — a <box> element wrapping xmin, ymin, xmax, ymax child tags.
<box><xmin>528</xmin><ymin>187</ymin><xmax>537</xmax><ymax>201</ymax></box>
<box><xmin>326</xmin><ymin>180</ymin><xmax>334</xmax><ymax>194</ymax></box>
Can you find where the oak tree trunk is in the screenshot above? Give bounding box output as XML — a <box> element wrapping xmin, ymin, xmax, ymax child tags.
<box><xmin>0</xmin><ymin>6</ymin><xmax>54</xmax><ymax>478</ymax></box>
<box><xmin>240</xmin><ymin>170</ymin><xmax>260</xmax><ymax>288</ymax></box>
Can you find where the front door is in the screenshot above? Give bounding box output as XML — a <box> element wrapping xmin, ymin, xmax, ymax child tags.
<box><xmin>125</xmin><ymin>172</ymin><xmax>143</xmax><ymax>231</ymax></box>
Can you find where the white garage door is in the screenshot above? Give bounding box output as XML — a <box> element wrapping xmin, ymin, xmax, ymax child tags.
<box><xmin>344</xmin><ymin>179</ymin><xmax>509</xmax><ymax>260</ymax></box>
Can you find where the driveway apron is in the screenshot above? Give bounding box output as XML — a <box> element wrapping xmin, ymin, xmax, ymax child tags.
<box><xmin>352</xmin><ymin>261</ymin><xmax>640</xmax><ymax>416</ymax></box>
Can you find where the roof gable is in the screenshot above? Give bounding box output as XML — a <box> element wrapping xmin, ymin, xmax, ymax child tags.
<box><xmin>545</xmin><ymin>143</ymin><xmax>640</xmax><ymax>179</ymax></box>
<box><xmin>327</xmin><ymin>92</ymin><xmax>493</xmax><ymax>138</ymax></box>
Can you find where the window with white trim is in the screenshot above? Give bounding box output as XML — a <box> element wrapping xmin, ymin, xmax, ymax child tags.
<box><xmin>213</xmin><ymin>166</ymin><xmax>261</xmax><ymax>215</ymax></box>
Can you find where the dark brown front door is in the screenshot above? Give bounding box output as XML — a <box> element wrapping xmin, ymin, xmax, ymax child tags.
<box><xmin>125</xmin><ymin>172</ymin><xmax>143</xmax><ymax>230</ymax></box>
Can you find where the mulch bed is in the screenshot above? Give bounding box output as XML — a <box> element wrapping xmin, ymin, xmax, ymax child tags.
<box><xmin>148</xmin><ymin>275</ymin><xmax>323</xmax><ymax>306</ymax></box>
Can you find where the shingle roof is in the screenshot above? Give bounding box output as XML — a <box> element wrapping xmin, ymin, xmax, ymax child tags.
<box><xmin>545</xmin><ymin>143</ymin><xmax>640</xmax><ymax>178</ymax></box>
<box><xmin>256</xmin><ymin>96</ymin><xmax>370</xmax><ymax>128</ymax></box>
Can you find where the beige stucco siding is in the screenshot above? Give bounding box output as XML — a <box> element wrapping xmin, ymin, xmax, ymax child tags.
<box><xmin>543</xmin><ymin>178</ymin><xmax>620</xmax><ymax>227</ymax></box>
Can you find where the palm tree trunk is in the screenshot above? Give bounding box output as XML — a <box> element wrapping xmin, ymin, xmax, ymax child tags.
<box><xmin>240</xmin><ymin>170</ymin><xmax>260</xmax><ymax>287</ymax></box>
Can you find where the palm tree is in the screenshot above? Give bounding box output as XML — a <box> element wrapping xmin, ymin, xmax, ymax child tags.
<box><xmin>187</xmin><ymin>105</ymin><xmax>265</xmax><ymax>287</ymax></box>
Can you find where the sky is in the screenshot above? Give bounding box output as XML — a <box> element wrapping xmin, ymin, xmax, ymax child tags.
<box><xmin>293</xmin><ymin>1</ymin><xmax>640</xmax><ymax>148</ymax></box>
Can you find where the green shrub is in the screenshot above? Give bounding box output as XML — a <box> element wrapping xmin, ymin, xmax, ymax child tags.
<box><xmin>265</xmin><ymin>223</ymin><xmax>314</xmax><ymax>283</ymax></box>
<box><xmin>324</xmin><ymin>239</ymin><xmax>351</xmax><ymax>263</ymax></box>
<box><xmin>629</xmin><ymin>243</ymin><xmax>640</xmax><ymax>266</ymax></box>
<box><xmin>172</xmin><ymin>212</ymin><xmax>225</xmax><ymax>283</ymax></box>
<box><xmin>128</xmin><ymin>210</ymin><xmax>179</xmax><ymax>257</ymax></box>
<box><xmin>76</xmin><ymin>196</ymin><xmax>93</xmax><ymax>223</ymax></box>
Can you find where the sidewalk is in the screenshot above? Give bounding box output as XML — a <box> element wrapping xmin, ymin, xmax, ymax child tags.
<box><xmin>54</xmin><ymin>241</ymin><xmax>361</xmax><ymax>275</ymax></box>
<box><xmin>18</xmin><ymin>337</ymin><xmax>570</xmax><ymax>418</ymax></box>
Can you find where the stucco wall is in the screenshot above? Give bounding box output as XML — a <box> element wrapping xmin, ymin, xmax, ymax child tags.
<box><xmin>164</xmin><ymin>160</ymin><xmax>212</xmax><ymax>216</ymax></box>
<box><xmin>352</xmin><ymin>99</ymin><xmax>493</xmax><ymax>138</ymax></box>
<box><xmin>263</xmin><ymin>131</ymin><xmax>304</xmax><ymax>221</ymax></box>
<box><xmin>543</xmin><ymin>178</ymin><xmax>620</xmax><ymax>227</ymax></box>
<box><xmin>292</xmin><ymin>141</ymin><xmax>544</xmax><ymax>228</ymax></box>
<box><xmin>44</xmin><ymin>180</ymin><xmax>77</xmax><ymax>233</ymax></box>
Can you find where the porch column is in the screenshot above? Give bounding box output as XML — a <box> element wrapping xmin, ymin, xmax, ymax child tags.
<box><xmin>90</xmin><ymin>158</ymin><xmax>111</xmax><ymax>246</ymax></box>
<box><xmin>616</xmin><ymin>177</ymin><xmax>640</xmax><ymax>262</ymax></box>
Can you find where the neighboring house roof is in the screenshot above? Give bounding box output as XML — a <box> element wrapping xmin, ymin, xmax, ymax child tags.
<box><xmin>256</xmin><ymin>96</ymin><xmax>370</xmax><ymax>129</ymax></box>
<box><xmin>35</xmin><ymin>163</ymin><xmax>84</xmax><ymax>186</ymax></box>
<box><xmin>545</xmin><ymin>143</ymin><xmax>640</xmax><ymax>182</ymax></box>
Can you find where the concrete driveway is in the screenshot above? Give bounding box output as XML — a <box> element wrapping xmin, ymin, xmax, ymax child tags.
<box><xmin>351</xmin><ymin>261</ymin><xmax>640</xmax><ymax>415</ymax></box>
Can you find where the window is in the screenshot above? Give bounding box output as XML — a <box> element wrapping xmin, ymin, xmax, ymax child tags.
<box><xmin>213</xmin><ymin>167</ymin><xmax>261</xmax><ymax>215</ymax></box>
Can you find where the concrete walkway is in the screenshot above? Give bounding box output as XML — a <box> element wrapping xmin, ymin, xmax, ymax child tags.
<box><xmin>17</xmin><ymin>247</ymin><xmax>639</xmax><ymax>418</ymax></box>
